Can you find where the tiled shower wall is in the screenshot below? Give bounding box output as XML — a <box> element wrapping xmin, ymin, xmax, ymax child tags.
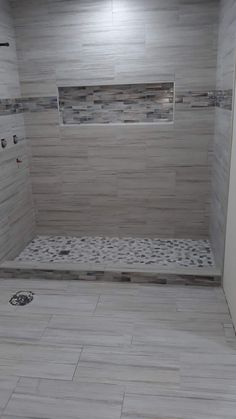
<box><xmin>210</xmin><ymin>0</ymin><xmax>236</xmax><ymax>269</ymax></box>
<box><xmin>10</xmin><ymin>0</ymin><xmax>219</xmax><ymax>239</ymax></box>
<box><xmin>0</xmin><ymin>0</ymin><xmax>35</xmax><ymax>262</ymax></box>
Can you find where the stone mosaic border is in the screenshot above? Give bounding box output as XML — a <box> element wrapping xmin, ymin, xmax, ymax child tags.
<box><xmin>0</xmin><ymin>89</ymin><xmax>232</xmax><ymax>119</ymax></box>
<box><xmin>176</xmin><ymin>89</ymin><xmax>233</xmax><ymax>110</ymax></box>
<box><xmin>0</xmin><ymin>97</ymin><xmax>58</xmax><ymax>116</ymax></box>
<box><xmin>0</xmin><ymin>263</ymin><xmax>221</xmax><ymax>286</ymax></box>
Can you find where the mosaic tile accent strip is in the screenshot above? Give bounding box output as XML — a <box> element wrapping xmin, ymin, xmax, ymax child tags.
<box><xmin>59</xmin><ymin>83</ymin><xmax>174</xmax><ymax>124</ymax></box>
<box><xmin>15</xmin><ymin>236</ymin><xmax>215</xmax><ymax>269</ymax></box>
<box><xmin>215</xmin><ymin>89</ymin><xmax>233</xmax><ymax>111</ymax></box>
<box><xmin>175</xmin><ymin>91</ymin><xmax>216</xmax><ymax>108</ymax></box>
<box><xmin>0</xmin><ymin>98</ymin><xmax>23</xmax><ymax>115</ymax></box>
<box><xmin>20</xmin><ymin>97</ymin><xmax>58</xmax><ymax>112</ymax></box>
<box><xmin>176</xmin><ymin>89</ymin><xmax>233</xmax><ymax>110</ymax></box>
<box><xmin>0</xmin><ymin>266</ymin><xmax>221</xmax><ymax>286</ymax></box>
<box><xmin>0</xmin><ymin>89</ymin><xmax>232</xmax><ymax>118</ymax></box>
<box><xmin>0</xmin><ymin>97</ymin><xmax>57</xmax><ymax>116</ymax></box>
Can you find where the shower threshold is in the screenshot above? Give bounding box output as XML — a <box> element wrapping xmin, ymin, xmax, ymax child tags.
<box><xmin>0</xmin><ymin>236</ymin><xmax>221</xmax><ymax>286</ymax></box>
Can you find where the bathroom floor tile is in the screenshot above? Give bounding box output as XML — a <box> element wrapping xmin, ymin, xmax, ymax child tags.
<box><xmin>0</xmin><ymin>278</ymin><xmax>234</xmax><ymax>418</ymax></box>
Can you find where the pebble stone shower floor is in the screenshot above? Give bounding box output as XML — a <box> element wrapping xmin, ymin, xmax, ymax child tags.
<box><xmin>15</xmin><ymin>236</ymin><xmax>215</xmax><ymax>269</ymax></box>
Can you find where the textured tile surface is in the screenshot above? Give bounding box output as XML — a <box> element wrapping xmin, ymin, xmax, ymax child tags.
<box><xmin>15</xmin><ymin>235</ymin><xmax>215</xmax><ymax>268</ymax></box>
<box><xmin>0</xmin><ymin>89</ymin><xmax>232</xmax><ymax>117</ymax></box>
<box><xmin>210</xmin><ymin>0</ymin><xmax>236</xmax><ymax>268</ymax></box>
<box><xmin>10</xmin><ymin>0</ymin><xmax>219</xmax><ymax>241</ymax></box>
<box><xmin>59</xmin><ymin>83</ymin><xmax>174</xmax><ymax>124</ymax></box>
<box><xmin>0</xmin><ymin>277</ymin><xmax>234</xmax><ymax>418</ymax></box>
<box><xmin>0</xmin><ymin>0</ymin><xmax>35</xmax><ymax>263</ymax></box>
<box><xmin>0</xmin><ymin>97</ymin><xmax>58</xmax><ymax>116</ymax></box>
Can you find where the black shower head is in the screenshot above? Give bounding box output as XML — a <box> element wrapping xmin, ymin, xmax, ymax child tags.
<box><xmin>0</xmin><ymin>43</ymin><xmax>10</xmax><ymax>47</ymax></box>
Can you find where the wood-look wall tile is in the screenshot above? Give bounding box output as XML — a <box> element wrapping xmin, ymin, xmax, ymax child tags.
<box><xmin>9</xmin><ymin>0</ymin><xmax>221</xmax><ymax>241</ymax></box>
<box><xmin>210</xmin><ymin>0</ymin><xmax>236</xmax><ymax>268</ymax></box>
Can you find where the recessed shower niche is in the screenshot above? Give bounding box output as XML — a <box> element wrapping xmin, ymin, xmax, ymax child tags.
<box><xmin>59</xmin><ymin>82</ymin><xmax>174</xmax><ymax>125</ymax></box>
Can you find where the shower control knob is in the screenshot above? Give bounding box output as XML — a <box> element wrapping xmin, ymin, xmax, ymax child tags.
<box><xmin>13</xmin><ymin>135</ymin><xmax>18</xmax><ymax>144</ymax></box>
<box><xmin>1</xmin><ymin>138</ymin><xmax>7</xmax><ymax>148</ymax></box>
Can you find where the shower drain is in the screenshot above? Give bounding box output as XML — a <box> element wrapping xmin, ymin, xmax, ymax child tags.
<box><xmin>9</xmin><ymin>291</ymin><xmax>34</xmax><ymax>306</ymax></box>
<box><xmin>59</xmin><ymin>250</ymin><xmax>70</xmax><ymax>256</ymax></box>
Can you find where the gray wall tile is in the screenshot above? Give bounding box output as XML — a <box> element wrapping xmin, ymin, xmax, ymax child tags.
<box><xmin>210</xmin><ymin>0</ymin><xmax>236</xmax><ymax>268</ymax></box>
<box><xmin>10</xmin><ymin>0</ymin><xmax>219</xmax><ymax>242</ymax></box>
<box><xmin>0</xmin><ymin>0</ymin><xmax>35</xmax><ymax>262</ymax></box>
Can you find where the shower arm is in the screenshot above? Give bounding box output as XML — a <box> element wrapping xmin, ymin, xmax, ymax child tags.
<box><xmin>0</xmin><ymin>43</ymin><xmax>9</xmax><ymax>47</ymax></box>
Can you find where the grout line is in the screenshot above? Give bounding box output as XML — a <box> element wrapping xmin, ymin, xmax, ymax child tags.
<box><xmin>72</xmin><ymin>347</ymin><xmax>84</xmax><ymax>382</ymax></box>
<box><xmin>2</xmin><ymin>376</ymin><xmax>21</xmax><ymax>414</ymax></box>
<box><xmin>120</xmin><ymin>390</ymin><xmax>126</xmax><ymax>419</ymax></box>
<box><xmin>93</xmin><ymin>295</ymin><xmax>101</xmax><ymax>314</ymax></box>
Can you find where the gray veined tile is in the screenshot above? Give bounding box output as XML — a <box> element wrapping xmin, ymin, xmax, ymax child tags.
<box><xmin>13</xmin><ymin>293</ymin><xmax>99</xmax><ymax>315</ymax></box>
<box><xmin>0</xmin><ymin>376</ymin><xmax>19</xmax><ymax>411</ymax></box>
<box><xmin>121</xmin><ymin>393</ymin><xmax>236</xmax><ymax>419</ymax></box>
<box><xmin>180</xmin><ymin>375</ymin><xmax>236</xmax><ymax>402</ymax></box>
<box><xmin>3</xmin><ymin>378</ymin><xmax>124</xmax><ymax>419</ymax></box>
<box><xmin>7</xmin><ymin>0</ymin><xmax>220</xmax><ymax>243</ymax></box>
<box><xmin>224</xmin><ymin>324</ymin><xmax>236</xmax><ymax>339</ymax></box>
<box><xmin>181</xmin><ymin>352</ymin><xmax>236</xmax><ymax>379</ymax></box>
<box><xmin>74</xmin><ymin>345</ymin><xmax>179</xmax><ymax>394</ymax></box>
<box><xmin>41</xmin><ymin>326</ymin><xmax>132</xmax><ymax>347</ymax></box>
<box><xmin>66</xmin><ymin>281</ymin><xmax>142</xmax><ymax>296</ymax></box>
<box><xmin>132</xmin><ymin>329</ymin><xmax>234</xmax><ymax>353</ymax></box>
<box><xmin>95</xmin><ymin>294</ymin><xmax>178</xmax><ymax>314</ymax></box>
<box><xmin>0</xmin><ymin>312</ymin><xmax>50</xmax><ymax>340</ymax></box>
<box><xmin>94</xmin><ymin>305</ymin><xmax>232</xmax><ymax>323</ymax></box>
<box><xmin>179</xmin><ymin>352</ymin><xmax>236</xmax><ymax>401</ymax></box>
<box><xmin>0</xmin><ymin>353</ymin><xmax>78</xmax><ymax>380</ymax></box>
<box><xmin>0</xmin><ymin>358</ymin><xmax>77</xmax><ymax>381</ymax></box>
<box><xmin>132</xmin><ymin>317</ymin><xmax>226</xmax><ymax>338</ymax></box>
<box><xmin>0</xmin><ymin>341</ymin><xmax>81</xmax><ymax>365</ymax></box>
<box><xmin>176</xmin><ymin>298</ymin><xmax>230</xmax><ymax>314</ymax></box>
<box><xmin>0</xmin><ymin>277</ymin><xmax>234</xmax><ymax>418</ymax></box>
<box><xmin>40</xmin><ymin>313</ymin><xmax>133</xmax><ymax>346</ymax></box>
<box><xmin>0</xmin><ymin>278</ymin><xmax>71</xmax><ymax>293</ymax></box>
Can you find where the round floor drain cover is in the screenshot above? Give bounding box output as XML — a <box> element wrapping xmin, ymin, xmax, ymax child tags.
<box><xmin>9</xmin><ymin>291</ymin><xmax>34</xmax><ymax>306</ymax></box>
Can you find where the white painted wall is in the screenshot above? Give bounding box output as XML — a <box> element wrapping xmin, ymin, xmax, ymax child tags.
<box><xmin>223</xmin><ymin>68</ymin><xmax>236</xmax><ymax>328</ymax></box>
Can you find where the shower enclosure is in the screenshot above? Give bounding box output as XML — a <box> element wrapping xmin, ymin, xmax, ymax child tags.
<box><xmin>0</xmin><ymin>0</ymin><xmax>234</xmax><ymax>286</ymax></box>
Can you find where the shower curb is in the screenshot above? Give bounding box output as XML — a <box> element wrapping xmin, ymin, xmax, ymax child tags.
<box><xmin>0</xmin><ymin>261</ymin><xmax>222</xmax><ymax>286</ymax></box>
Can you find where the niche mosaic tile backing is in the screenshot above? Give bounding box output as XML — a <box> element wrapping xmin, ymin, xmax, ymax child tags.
<box><xmin>15</xmin><ymin>236</ymin><xmax>215</xmax><ymax>268</ymax></box>
<box><xmin>59</xmin><ymin>83</ymin><xmax>174</xmax><ymax>124</ymax></box>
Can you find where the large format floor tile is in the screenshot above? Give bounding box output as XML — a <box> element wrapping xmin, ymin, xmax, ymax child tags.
<box><xmin>0</xmin><ymin>277</ymin><xmax>235</xmax><ymax>418</ymax></box>
<box><xmin>121</xmin><ymin>393</ymin><xmax>236</xmax><ymax>419</ymax></box>
<box><xmin>3</xmin><ymin>378</ymin><xmax>124</xmax><ymax>419</ymax></box>
<box><xmin>0</xmin><ymin>376</ymin><xmax>19</xmax><ymax>413</ymax></box>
